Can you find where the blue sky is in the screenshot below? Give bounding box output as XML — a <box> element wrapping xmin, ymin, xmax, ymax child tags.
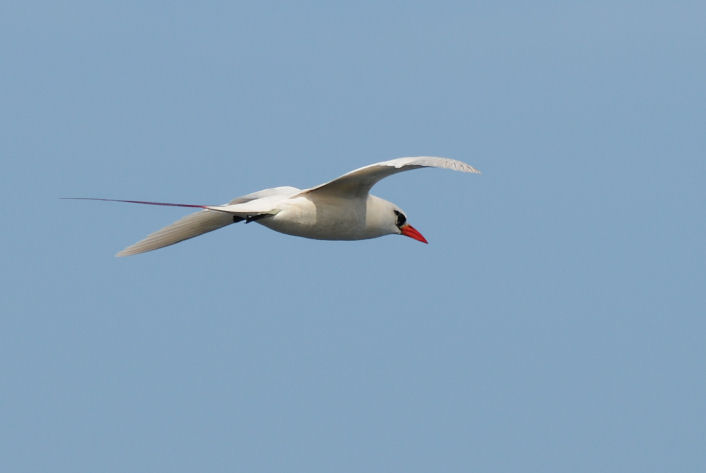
<box><xmin>2</xmin><ymin>1</ymin><xmax>704</xmax><ymax>472</ymax></box>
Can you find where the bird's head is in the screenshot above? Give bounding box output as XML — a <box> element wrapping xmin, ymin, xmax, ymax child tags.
<box><xmin>365</xmin><ymin>196</ymin><xmax>428</xmax><ymax>243</ymax></box>
<box><xmin>392</xmin><ymin>209</ymin><xmax>428</xmax><ymax>244</ymax></box>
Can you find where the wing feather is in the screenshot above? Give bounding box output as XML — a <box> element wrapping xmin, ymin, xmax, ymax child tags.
<box><xmin>72</xmin><ymin>187</ymin><xmax>303</xmax><ymax>256</ymax></box>
<box><xmin>301</xmin><ymin>156</ymin><xmax>480</xmax><ymax>197</ymax></box>
<box><xmin>116</xmin><ymin>209</ymin><xmax>236</xmax><ymax>257</ymax></box>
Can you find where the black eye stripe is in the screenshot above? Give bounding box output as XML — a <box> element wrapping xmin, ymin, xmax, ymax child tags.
<box><xmin>394</xmin><ymin>210</ymin><xmax>406</xmax><ymax>227</ymax></box>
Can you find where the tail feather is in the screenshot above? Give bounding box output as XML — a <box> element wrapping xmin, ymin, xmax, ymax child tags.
<box><xmin>61</xmin><ymin>197</ymin><xmax>208</xmax><ymax>209</ymax></box>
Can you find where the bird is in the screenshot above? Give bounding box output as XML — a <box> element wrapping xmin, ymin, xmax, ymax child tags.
<box><xmin>67</xmin><ymin>156</ymin><xmax>480</xmax><ymax>256</ymax></box>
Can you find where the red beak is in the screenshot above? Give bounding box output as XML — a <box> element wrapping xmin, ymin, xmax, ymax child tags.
<box><xmin>400</xmin><ymin>224</ymin><xmax>428</xmax><ymax>244</ymax></box>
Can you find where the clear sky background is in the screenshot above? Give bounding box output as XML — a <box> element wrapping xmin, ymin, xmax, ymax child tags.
<box><xmin>2</xmin><ymin>1</ymin><xmax>704</xmax><ymax>472</ymax></box>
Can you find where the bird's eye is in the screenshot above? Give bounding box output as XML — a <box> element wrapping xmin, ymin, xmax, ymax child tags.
<box><xmin>394</xmin><ymin>210</ymin><xmax>406</xmax><ymax>227</ymax></box>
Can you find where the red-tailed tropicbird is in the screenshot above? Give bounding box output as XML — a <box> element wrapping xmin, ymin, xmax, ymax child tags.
<box><xmin>68</xmin><ymin>157</ymin><xmax>480</xmax><ymax>256</ymax></box>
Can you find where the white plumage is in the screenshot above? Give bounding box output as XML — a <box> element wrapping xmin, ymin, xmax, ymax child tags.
<box><xmin>68</xmin><ymin>157</ymin><xmax>480</xmax><ymax>256</ymax></box>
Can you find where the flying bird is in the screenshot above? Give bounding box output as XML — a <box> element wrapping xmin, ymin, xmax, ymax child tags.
<box><xmin>68</xmin><ymin>157</ymin><xmax>480</xmax><ymax>256</ymax></box>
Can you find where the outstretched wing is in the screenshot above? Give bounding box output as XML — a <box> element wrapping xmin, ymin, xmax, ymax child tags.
<box><xmin>116</xmin><ymin>208</ymin><xmax>237</xmax><ymax>257</ymax></box>
<box><xmin>301</xmin><ymin>157</ymin><xmax>480</xmax><ymax>198</ymax></box>
<box><xmin>64</xmin><ymin>187</ymin><xmax>300</xmax><ymax>256</ymax></box>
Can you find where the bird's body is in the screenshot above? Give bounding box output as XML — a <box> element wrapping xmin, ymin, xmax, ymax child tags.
<box><xmin>68</xmin><ymin>157</ymin><xmax>480</xmax><ymax>256</ymax></box>
<box><xmin>259</xmin><ymin>193</ymin><xmax>398</xmax><ymax>241</ymax></box>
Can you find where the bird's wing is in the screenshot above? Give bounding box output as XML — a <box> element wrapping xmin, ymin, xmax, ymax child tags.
<box><xmin>65</xmin><ymin>187</ymin><xmax>301</xmax><ymax>257</ymax></box>
<box><xmin>213</xmin><ymin>186</ymin><xmax>300</xmax><ymax>214</ymax></box>
<box><xmin>300</xmin><ymin>157</ymin><xmax>480</xmax><ymax>198</ymax></box>
<box><xmin>116</xmin><ymin>208</ymin><xmax>238</xmax><ymax>257</ymax></box>
<box><xmin>226</xmin><ymin>186</ymin><xmax>301</xmax><ymax>205</ymax></box>
<box><xmin>117</xmin><ymin>188</ymin><xmax>300</xmax><ymax>256</ymax></box>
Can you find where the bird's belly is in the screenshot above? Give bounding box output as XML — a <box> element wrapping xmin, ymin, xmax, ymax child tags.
<box><xmin>257</xmin><ymin>196</ymin><xmax>374</xmax><ymax>240</ymax></box>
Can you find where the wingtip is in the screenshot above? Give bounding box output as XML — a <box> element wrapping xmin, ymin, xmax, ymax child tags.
<box><xmin>115</xmin><ymin>247</ymin><xmax>138</xmax><ymax>257</ymax></box>
<box><xmin>455</xmin><ymin>160</ymin><xmax>481</xmax><ymax>174</ymax></box>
